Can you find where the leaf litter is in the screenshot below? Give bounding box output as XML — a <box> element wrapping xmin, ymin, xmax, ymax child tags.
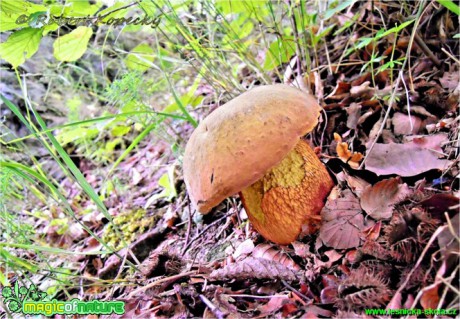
<box><xmin>5</xmin><ymin>1</ymin><xmax>459</xmax><ymax>318</ymax></box>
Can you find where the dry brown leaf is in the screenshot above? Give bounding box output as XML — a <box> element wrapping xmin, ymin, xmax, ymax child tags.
<box><xmin>233</xmin><ymin>239</ymin><xmax>255</xmax><ymax>259</ymax></box>
<box><xmin>420</xmin><ymin>194</ymin><xmax>460</xmax><ymax>219</ymax></box>
<box><xmin>364</xmin><ymin>221</ymin><xmax>382</xmax><ymax>240</ymax></box>
<box><xmin>361</xmin><ymin>178</ymin><xmax>411</xmax><ymax>220</ymax></box>
<box><xmin>319</xmin><ymin>189</ymin><xmax>365</xmax><ymax>249</ymax></box>
<box><xmin>365</xmin><ymin>143</ymin><xmax>452</xmax><ymax>176</ymax></box>
<box><xmin>340</xmin><ymin>171</ymin><xmax>371</xmax><ymax>197</ymax></box>
<box><xmin>392</xmin><ymin>112</ymin><xmax>423</xmax><ymax>135</ymax></box>
<box><xmin>209</xmin><ymin>257</ymin><xmax>300</xmax><ymax>281</ymax></box>
<box><xmin>334</xmin><ymin>133</ymin><xmax>364</xmax><ymax>169</ymax></box>
<box><xmin>257</xmin><ymin>296</ymin><xmax>288</xmax><ymax>317</ymax></box>
<box><xmin>439</xmin><ymin>70</ymin><xmax>459</xmax><ymax>90</ymax></box>
<box><xmin>346</xmin><ymin>103</ymin><xmax>362</xmax><ymax>130</ymax></box>
<box><xmin>350</xmin><ymin>81</ymin><xmax>374</xmax><ymax>98</ymax></box>
<box><xmin>420</xmin><ymin>283</ymin><xmax>440</xmax><ymax>310</ymax></box>
<box><xmin>403</xmin><ymin>133</ymin><xmax>448</xmax><ymax>156</ymax></box>
<box><xmin>252</xmin><ymin>244</ymin><xmax>300</xmax><ymax>270</ymax></box>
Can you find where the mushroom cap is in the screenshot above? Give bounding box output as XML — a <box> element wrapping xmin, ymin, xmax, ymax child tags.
<box><xmin>183</xmin><ymin>84</ymin><xmax>322</xmax><ymax>213</ymax></box>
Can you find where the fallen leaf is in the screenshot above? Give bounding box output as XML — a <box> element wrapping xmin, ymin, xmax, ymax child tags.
<box><xmin>403</xmin><ymin>133</ymin><xmax>448</xmax><ymax>156</ymax></box>
<box><xmin>252</xmin><ymin>244</ymin><xmax>300</xmax><ymax>270</ymax></box>
<box><xmin>334</xmin><ymin>133</ymin><xmax>364</xmax><ymax>169</ymax></box>
<box><xmin>361</xmin><ymin>178</ymin><xmax>411</xmax><ymax>220</ymax></box>
<box><xmin>437</xmin><ymin>213</ymin><xmax>459</xmax><ymax>259</ymax></box>
<box><xmin>209</xmin><ymin>257</ymin><xmax>300</xmax><ymax>281</ymax></box>
<box><xmin>339</xmin><ymin>171</ymin><xmax>371</xmax><ymax>197</ymax></box>
<box><xmin>439</xmin><ymin>70</ymin><xmax>459</xmax><ymax>90</ymax></box>
<box><xmin>420</xmin><ymin>194</ymin><xmax>459</xmax><ymax>220</ymax></box>
<box><xmin>319</xmin><ymin>189</ymin><xmax>365</xmax><ymax>249</ymax></box>
<box><xmin>346</xmin><ymin>103</ymin><xmax>362</xmax><ymax>130</ymax></box>
<box><xmin>392</xmin><ymin>112</ymin><xmax>423</xmax><ymax>135</ymax></box>
<box><xmin>364</xmin><ymin>221</ymin><xmax>382</xmax><ymax>240</ymax></box>
<box><xmin>365</xmin><ymin>143</ymin><xmax>452</xmax><ymax>176</ymax></box>
<box><xmin>420</xmin><ymin>283</ymin><xmax>440</xmax><ymax>310</ymax></box>
<box><xmin>257</xmin><ymin>296</ymin><xmax>288</xmax><ymax>317</ymax></box>
<box><xmin>233</xmin><ymin>239</ymin><xmax>255</xmax><ymax>259</ymax></box>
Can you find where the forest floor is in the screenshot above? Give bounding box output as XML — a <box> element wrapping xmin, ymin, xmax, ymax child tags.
<box><xmin>2</xmin><ymin>1</ymin><xmax>459</xmax><ymax>318</ymax></box>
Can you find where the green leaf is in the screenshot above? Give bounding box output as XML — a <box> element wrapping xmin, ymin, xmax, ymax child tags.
<box><xmin>324</xmin><ymin>0</ymin><xmax>357</xmax><ymax>20</ymax></box>
<box><xmin>0</xmin><ymin>0</ymin><xmax>47</xmax><ymax>31</ymax></box>
<box><xmin>66</xmin><ymin>0</ymin><xmax>100</xmax><ymax>16</ymax></box>
<box><xmin>144</xmin><ymin>165</ymin><xmax>177</xmax><ymax>208</ymax></box>
<box><xmin>436</xmin><ymin>0</ymin><xmax>460</xmax><ymax>15</ymax></box>
<box><xmin>263</xmin><ymin>36</ymin><xmax>296</xmax><ymax>71</ymax></box>
<box><xmin>0</xmin><ymin>28</ymin><xmax>42</xmax><ymax>67</ymax></box>
<box><xmin>111</xmin><ymin>125</ymin><xmax>131</xmax><ymax>137</ymax></box>
<box><xmin>454</xmin><ymin>33</ymin><xmax>460</xmax><ymax>38</ymax></box>
<box><xmin>125</xmin><ymin>43</ymin><xmax>154</xmax><ymax>71</ymax></box>
<box><xmin>380</xmin><ymin>19</ymin><xmax>415</xmax><ymax>37</ymax></box>
<box><xmin>53</xmin><ymin>26</ymin><xmax>92</xmax><ymax>62</ymax></box>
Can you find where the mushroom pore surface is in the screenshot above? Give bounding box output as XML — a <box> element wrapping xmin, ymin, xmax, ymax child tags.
<box><xmin>183</xmin><ymin>84</ymin><xmax>325</xmax><ymax>213</ymax></box>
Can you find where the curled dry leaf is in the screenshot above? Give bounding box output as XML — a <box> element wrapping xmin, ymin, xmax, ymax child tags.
<box><xmin>257</xmin><ymin>296</ymin><xmax>288</xmax><ymax>317</ymax></box>
<box><xmin>420</xmin><ymin>283</ymin><xmax>440</xmax><ymax>310</ymax></box>
<box><xmin>345</xmin><ymin>103</ymin><xmax>362</xmax><ymax>130</ymax></box>
<box><xmin>360</xmin><ymin>177</ymin><xmax>411</xmax><ymax>220</ymax></box>
<box><xmin>319</xmin><ymin>189</ymin><xmax>365</xmax><ymax>249</ymax></box>
<box><xmin>209</xmin><ymin>257</ymin><xmax>300</xmax><ymax>282</ymax></box>
<box><xmin>365</xmin><ymin>143</ymin><xmax>452</xmax><ymax>176</ymax></box>
<box><xmin>252</xmin><ymin>244</ymin><xmax>301</xmax><ymax>271</ymax></box>
<box><xmin>334</xmin><ymin>133</ymin><xmax>364</xmax><ymax>169</ymax></box>
<box><xmin>338</xmin><ymin>171</ymin><xmax>370</xmax><ymax>197</ymax></box>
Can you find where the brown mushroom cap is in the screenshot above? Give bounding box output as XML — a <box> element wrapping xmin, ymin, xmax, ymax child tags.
<box><xmin>183</xmin><ymin>84</ymin><xmax>322</xmax><ymax>213</ymax></box>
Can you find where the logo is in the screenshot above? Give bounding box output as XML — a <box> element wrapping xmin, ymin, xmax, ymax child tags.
<box><xmin>2</xmin><ymin>283</ymin><xmax>125</xmax><ymax>316</ymax></box>
<box><xmin>2</xmin><ymin>282</ymin><xmax>47</xmax><ymax>313</ymax></box>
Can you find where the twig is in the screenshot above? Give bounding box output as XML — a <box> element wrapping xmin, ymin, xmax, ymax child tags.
<box><xmin>97</xmin><ymin>2</ymin><xmax>139</xmax><ymax>20</ymax></box>
<box><xmin>199</xmin><ymin>294</ymin><xmax>226</xmax><ymax>319</ymax></box>
<box><xmin>389</xmin><ymin>225</ymin><xmax>447</xmax><ymax>308</ymax></box>
<box><xmin>225</xmin><ymin>294</ymin><xmax>289</xmax><ymax>299</ymax></box>
<box><xmin>182</xmin><ymin>195</ymin><xmax>193</xmax><ymax>255</ymax></box>
<box><xmin>282</xmin><ymin>280</ymin><xmax>311</xmax><ymax>302</ymax></box>
<box><xmin>414</xmin><ymin>33</ymin><xmax>441</xmax><ymax>68</ymax></box>
<box><xmin>181</xmin><ymin>212</ymin><xmax>234</xmax><ymax>256</ymax></box>
<box><xmin>127</xmin><ymin>271</ymin><xmax>196</xmax><ymax>299</ymax></box>
<box><xmin>359</xmin><ymin>70</ymin><xmax>403</xmax><ymax>169</ymax></box>
<box><xmin>441</xmin><ymin>47</ymin><xmax>460</xmax><ymax>65</ymax></box>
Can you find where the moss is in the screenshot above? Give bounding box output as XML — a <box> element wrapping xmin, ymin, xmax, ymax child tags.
<box><xmin>102</xmin><ymin>209</ymin><xmax>159</xmax><ymax>250</ymax></box>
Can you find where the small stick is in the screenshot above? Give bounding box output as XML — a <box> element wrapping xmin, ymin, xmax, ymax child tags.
<box><xmin>199</xmin><ymin>294</ymin><xmax>226</xmax><ymax>319</ymax></box>
<box><xmin>389</xmin><ymin>225</ymin><xmax>447</xmax><ymax>308</ymax></box>
<box><xmin>181</xmin><ymin>212</ymin><xmax>233</xmax><ymax>256</ymax></box>
<box><xmin>414</xmin><ymin>33</ymin><xmax>441</xmax><ymax>68</ymax></box>
<box><xmin>182</xmin><ymin>195</ymin><xmax>193</xmax><ymax>255</ymax></box>
<box><xmin>282</xmin><ymin>280</ymin><xmax>311</xmax><ymax>302</ymax></box>
<box><xmin>127</xmin><ymin>271</ymin><xmax>196</xmax><ymax>299</ymax></box>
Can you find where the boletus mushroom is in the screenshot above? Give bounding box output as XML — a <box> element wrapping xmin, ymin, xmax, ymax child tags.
<box><xmin>183</xmin><ymin>84</ymin><xmax>334</xmax><ymax>244</ymax></box>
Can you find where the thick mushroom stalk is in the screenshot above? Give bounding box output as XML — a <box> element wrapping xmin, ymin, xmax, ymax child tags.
<box><xmin>240</xmin><ymin>140</ymin><xmax>333</xmax><ymax>244</ymax></box>
<box><xmin>183</xmin><ymin>84</ymin><xmax>334</xmax><ymax>244</ymax></box>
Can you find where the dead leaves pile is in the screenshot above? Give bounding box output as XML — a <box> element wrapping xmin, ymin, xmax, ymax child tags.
<box><xmin>8</xmin><ymin>1</ymin><xmax>459</xmax><ymax>318</ymax></box>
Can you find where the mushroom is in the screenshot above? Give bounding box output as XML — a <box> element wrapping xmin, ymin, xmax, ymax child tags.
<box><xmin>183</xmin><ymin>84</ymin><xmax>334</xmax><ymax>244</ymax></box>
